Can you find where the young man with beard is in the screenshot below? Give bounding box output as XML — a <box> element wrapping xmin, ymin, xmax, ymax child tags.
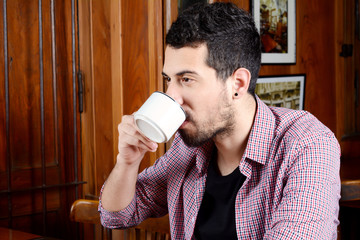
<box><xmin>99</xmin><ymin>2</ymin><xmax>340</xmax><ymax>239</ymax></box>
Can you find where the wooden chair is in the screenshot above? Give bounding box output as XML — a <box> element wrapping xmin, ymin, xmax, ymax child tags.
<box><xmin>70</xmin><ymin>199</ymin><xmax>170</xmax><ymax>240</ymax></box>
<box><xmin>339</xmin><ymin>136</ymin><xmax>360</xmax><ymax>208</ymax></box>
<box><xmin>340</xmin><ymin>179</ymin><xmax>360</xmax><ymax>208</ymax></box>
<box><xmin>338</xmin><ymin>180</ymin><xmax>360</xmax><ymax>239</ymax></box>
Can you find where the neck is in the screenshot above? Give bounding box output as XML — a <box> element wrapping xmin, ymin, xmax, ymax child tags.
<box><xmin>213</xmin><ymin>94</ymin><xmax>257</xmax><ymax>175</ymax></box>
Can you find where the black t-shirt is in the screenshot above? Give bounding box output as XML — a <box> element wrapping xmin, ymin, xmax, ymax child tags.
<box><xmin>194</xmin><ymin>157</ymin><xmax>246</xmax><ymax>240</ymax></box>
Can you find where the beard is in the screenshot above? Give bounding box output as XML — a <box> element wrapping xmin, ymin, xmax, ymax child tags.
<box><xmin>178</xmin><ymin>93</ymin><xmax>236</xmax><ymax>147</ymax></box>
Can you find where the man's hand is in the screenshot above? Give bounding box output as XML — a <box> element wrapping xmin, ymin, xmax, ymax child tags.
<box><xmin>100</xmin><ymin>114</ymin><xmax>158</xmax><ymax>212</ymax></box>
<box><xmin>117</xmin><ymin>114</ymin><xmax>158</xmax><ymax>166</ymax></box>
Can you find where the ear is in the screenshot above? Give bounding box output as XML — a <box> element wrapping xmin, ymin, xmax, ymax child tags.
<box><xmin>232</xmin><ymin>68</ymin><xmax>251</xmax><ymax>98</ymax></box>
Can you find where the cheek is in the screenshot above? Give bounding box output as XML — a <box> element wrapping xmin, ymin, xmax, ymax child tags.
<box><xmin>183</xmin><ymin>84</ymin><xmax>226</xmax><ymax>115</ymax></box>
<box><xmin>192</xmin><ymin>98</ymin><xmax>218</xmax><ymax>120</ymax></box>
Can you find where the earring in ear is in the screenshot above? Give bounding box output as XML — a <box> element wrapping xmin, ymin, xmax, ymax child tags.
<box><xmin>234</xmin><ymin>93</ymin><xmax>238</xmax><ymax>97</ymax></box>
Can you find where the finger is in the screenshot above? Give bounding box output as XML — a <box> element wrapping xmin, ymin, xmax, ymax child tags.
<box><xmin>121</xmin><ymin>114</ymin><xmax>135</xmax><ymax>124</ymax></box>
<box><xmin>121</xmin><ymin>125</ymin><xmax>158</xmax><ymax>151</ymax></box>
<box><xmin>119</xmin><ymin>121</ymin><xmax>158</xmax><ymax>152</ymax></box>
<box><xmin>118</xmin><ymin>114</ymin><xmax>158</xmax><ymax>151</ymax></box>
<box><xmin>119</xmin><ymin>133</ymin><xmax>157</xmax><ymax>152</ymax></box>
<box><xmin>130</xmin><ymin>117</ymin><xmax>160</xmax><ymax>146</ymax></box>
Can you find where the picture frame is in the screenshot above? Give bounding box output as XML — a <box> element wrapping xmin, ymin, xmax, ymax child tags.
<box><xmin>252</xmin><ymin>0</ymin><xmax>296</xmax><ymax>64</ymax></box>
<box><xmin>255</xmin><ymin>74</ymin><xmax>305</xmax><ymax>110</ymax></box>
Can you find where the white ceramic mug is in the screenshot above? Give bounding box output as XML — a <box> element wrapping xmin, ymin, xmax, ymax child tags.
<box><xmin>134</xmin><ymin>91</ymin><xmax>186</xmax><ymax>143</ymax></box>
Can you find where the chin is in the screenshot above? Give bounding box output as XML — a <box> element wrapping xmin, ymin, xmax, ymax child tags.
<box><xmin>178</xmin><ymin>129</ymin><xmax>211</xmax><ymax>147</ymax></box>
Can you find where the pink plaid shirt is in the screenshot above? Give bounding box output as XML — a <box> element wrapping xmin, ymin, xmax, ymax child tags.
<box><xmin>99</xmin><ymin>97</ymin><xmax>341</xmax><ymax>239</ymax></box>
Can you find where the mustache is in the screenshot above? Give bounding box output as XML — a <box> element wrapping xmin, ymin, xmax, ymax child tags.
<box><xmin>183</xmin><ymin>110</ymin><xmax>192</xmax><ymax>122</ymax></box>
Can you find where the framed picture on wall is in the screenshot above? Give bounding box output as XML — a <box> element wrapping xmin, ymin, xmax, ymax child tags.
<box><xmin>252</xmin><ymin>0</ymin><xmax>296</xmax><ymax>64</ymax></box>
<box><xmin>255</xmin><ymin>75</ymin><xmax>305</xmax><ymax>110</ymax></box>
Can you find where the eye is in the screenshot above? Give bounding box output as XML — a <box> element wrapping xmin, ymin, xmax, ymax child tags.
<box><xmin>181</xmin><ymin>77</ymin><xmax>192</xmax><ymax>84</ymax></box>
<box><xmin>163</xmin><ymin>76</ymin><xmax>171</xmax><ymax>84</ymax></box>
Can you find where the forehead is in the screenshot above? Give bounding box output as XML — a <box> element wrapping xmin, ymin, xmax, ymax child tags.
<box><xmin>162</xmin><ymin>45</ymin><xmax>209</xmax><ymax>75</ymax></box>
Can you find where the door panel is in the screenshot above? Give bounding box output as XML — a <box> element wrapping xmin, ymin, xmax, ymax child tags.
<box><xmin>343</xmin><ymin>0</ymin><xmax>360</xmax><ymax>135</ymax></box>
<box><xmin>0</xmin><ymin>0</ymin><xmax>81</xmax><ymax>238</ymax></box>
<box><xmin>339</xmin><ymin>0</ymin><xmax>360</xmax><ymax>238</ymax></box>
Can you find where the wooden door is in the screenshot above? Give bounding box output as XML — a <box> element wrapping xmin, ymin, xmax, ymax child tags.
<box><xmin>0</xmin><ymin>0</ymin><xmax>82</xmax><ymax>239</ymax></box>
<box><xmin>342</xmin><ymin>0</ymin><xmax>360</xmax><ymax>136</ymax></box>
<box><xmin>338</xmin><ymin>0</ymin><xmax>360</xmax><ymax>239</ymax></box>
<box><xmin>338</xmin><ymin>0</ymin><xmax>360</xmax><ymax>183</ymax></box>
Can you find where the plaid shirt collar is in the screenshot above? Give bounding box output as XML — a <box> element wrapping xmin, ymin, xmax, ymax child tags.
<box><xmin>244</xmin><ymin>95</ymin><xmax>275</xmax><ymax>165</ymax></box>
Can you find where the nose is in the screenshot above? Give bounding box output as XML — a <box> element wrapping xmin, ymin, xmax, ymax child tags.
<box><xmin>165</xmin><ymin>82</ymin><xmax>183</xmax><ymax>105</ymax></box>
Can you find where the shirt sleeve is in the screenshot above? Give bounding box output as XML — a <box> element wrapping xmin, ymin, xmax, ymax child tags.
<box><xmin>98</xmin><ymin>153</ymin><xmax>169</xmax><ymax>229</ymax></box>
<box><xmin>264</xmin><ymin>132</ymin><xmax>341</xmax><ymax>240</ymax></box>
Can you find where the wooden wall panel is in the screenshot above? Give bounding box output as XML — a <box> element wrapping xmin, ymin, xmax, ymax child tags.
<box><xmin>110</xmin><ymin>0</ymin><xmax>123</xmax><ymax>176</ymax></box>
<box><xmin>0</xmin><ymin>0</ymin><xmax>6</xmax><ymax>173</ymax></box>
<box><xmin>121</xmin><ymin>0</ymin><xmax>152</xmax><ymax>172</ymax></box>
<box><xmin>118</xmin><ymin>0</ymin><xmax>165</xmax><ymax>173</ymax></box>
<box><xmin>216</xmin><ymin>0</ymin><xmax>250</xmax><ymax>10</ymax></box>
<box><xmin>78</xmin><ymin>0</ymin><xmax>95</xmax><ymax>197</ymax></box>
<box><xmin>91</xmin><ymin>0</ymin><xmax>115</xmax><ymax>195</ymax></box>
<box><xmin>341</xmin><ymin>0</ymin><xmax>360</xmax><ymax>136</ymax></box>
<box><xmin>122</xmin><ymin>0</ymin><xmax>150</xmax><ymax>116</ymax></box>
<box><xmin>148</xmin><ymin>0</ymin><xmax>166</xmax><ymax>162</ymax></box>
<box><xmin>334</xmin><ymin>0</ymin><xmax>345</xmax><ymax>139</ymax></box>
<box><xmin>260</xmin><ymin>0</ymin><xmax>337</xmax><ymax>133</ymax></box>
<box><xmin>79</xmin><ymin>0</ymin><xmax>164</xmax><ymax>197</ymax></box>
<box><xmin>78</xmin><ymin>0</ymin><xmax>114</xmax><ymax>197</ymax></box>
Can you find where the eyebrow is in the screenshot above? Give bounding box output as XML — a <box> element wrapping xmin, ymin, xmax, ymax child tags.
<box><xmin>162</xmin><ymin>70</ymin><xmax>199</xmax><ymax>77</ymax></box>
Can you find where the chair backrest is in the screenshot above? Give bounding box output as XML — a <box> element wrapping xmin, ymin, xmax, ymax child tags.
<box><xmin>70</xmin><ymin>199</ymin><xmax>101</xmax><ymax>224</ymax></box>
<box><xmin>340</xmin><ymin>179</ymin><xmax>360</xmax><ymax>208</ymax></box>
<box><xmin>70</xmin><ymin>199</ymin><xmax>171</xmax><ymax>240</ymax></box>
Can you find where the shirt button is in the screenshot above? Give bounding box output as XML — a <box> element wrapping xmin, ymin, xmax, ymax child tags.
<box><xmin>191</xmin><ymin>217</ymin><xmax>195</xmax><ymax>223</ymax></box>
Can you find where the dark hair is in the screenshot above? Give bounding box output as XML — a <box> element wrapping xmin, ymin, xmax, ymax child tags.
<box><xmin>166</xmin><ymin>2</ymin><xmax>261</xmax><ymax>95</ymax></box>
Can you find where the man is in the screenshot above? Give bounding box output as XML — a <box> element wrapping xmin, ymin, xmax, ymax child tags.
<box><xmin>99</xmin><ymin>3</ymin><xmax>340</xmax><ymax>239</ymax></box>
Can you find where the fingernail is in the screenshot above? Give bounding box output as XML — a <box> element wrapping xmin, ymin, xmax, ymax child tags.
<box><xmin>151</xmin><ymin>143</ymin><xmax>158</xmax><ymax>151</ymax></box>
